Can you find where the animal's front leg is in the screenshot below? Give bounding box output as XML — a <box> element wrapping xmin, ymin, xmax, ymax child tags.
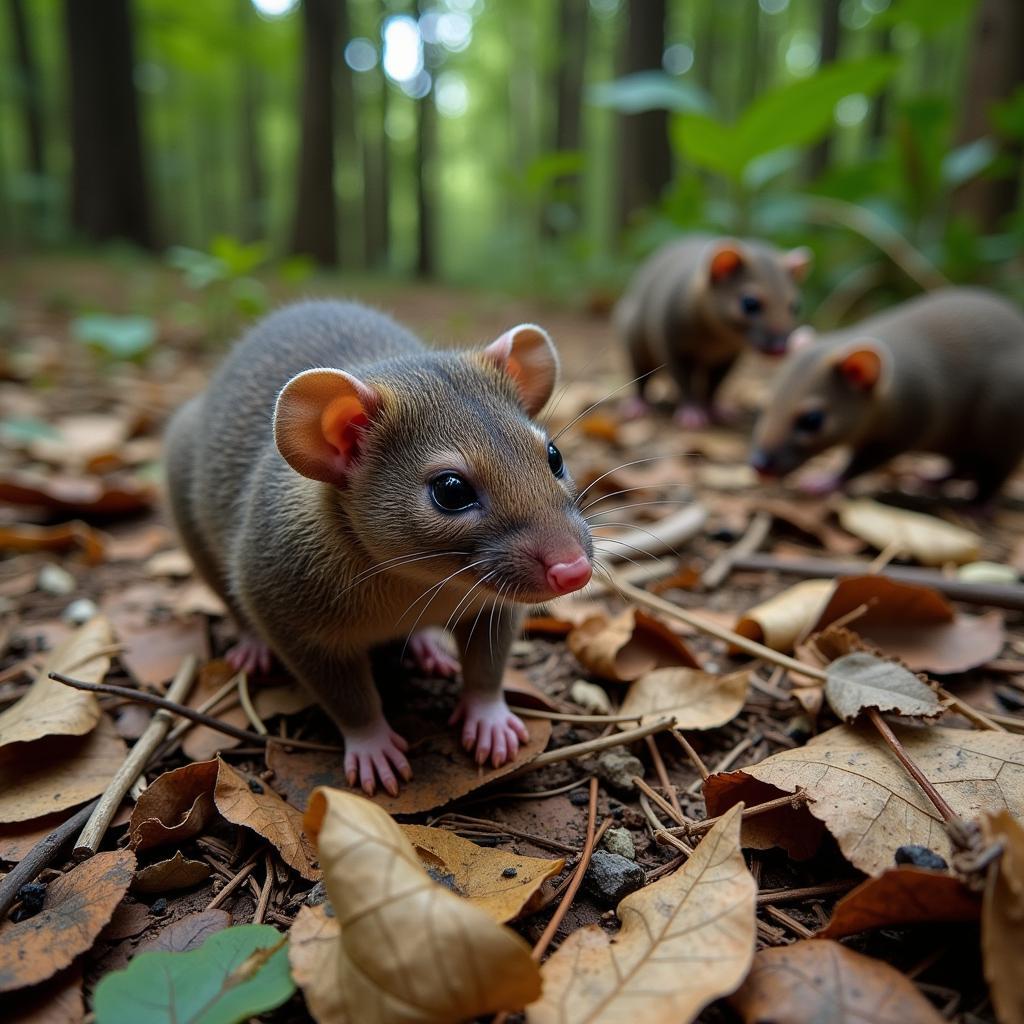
<box><xmin>451</xmin><ymin>607</ymin><xmax>528</xmax><ymax>767</ymax></box>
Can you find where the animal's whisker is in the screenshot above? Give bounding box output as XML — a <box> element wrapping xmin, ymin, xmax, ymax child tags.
<box><xmin>593</xmin><ymin>536</ymin><xmax>669</xmax><ymax>562</ymax></box>
<box><xmin>585</xmin><ymin>499</ymin><xmax>691</xmax><ymax>523</ymax></box>
<box><xmin>588</xmin><ymin>522</ymin><xmax>682</xmax><ymax>558</ymax></box>
<box><xmin>550</xmin><ymin>367</ymin><xmax>663</xmax><ymax>444</ymax></box>
<box><xmin>398</xmin><ymin>559</ymin><xmax>489</xmax><ymax>660</ymax></box>
<box><xmin>341</xmin><ymin>549</ymin><xmax>469</xmax><ymax>595</ymax></box>
<box><xmin>443</xmin><ymin>570</ymin><xmax>497</xmax><ymax>636</ymax></box>
<box><xmin>592</xmin><ymin>559</ymin><xmax>628</xmax><ymax>603</ymax></box>
<box><xmin>580</xmin><ymin>483</ymin><xmax>689</xmax><ymax>515</ymax></box>
<box><xmin>574</xmin><ymin>453</ymin><xmax>687</xmax><ymax>507</ymax></box>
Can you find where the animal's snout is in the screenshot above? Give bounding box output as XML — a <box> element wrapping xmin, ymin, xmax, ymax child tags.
<box><xmin>750</xmin><ymin>448</ymin><xmax>780</xmax><ymax>478</ymax></box>
<box><xmin>544</xmin><ymin>552</ymin><xmax>592</xmax><ymax>595</ymax></box>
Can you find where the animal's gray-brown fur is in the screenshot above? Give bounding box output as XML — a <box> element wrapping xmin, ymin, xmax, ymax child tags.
<box><xmin>751</xmin><ymin>287</ymin><xmax>1024</xmax><ymax>501</ymax></box>
<box><xmin>165</xmin><ymin>301</ymin><xmax>593</xmax><ymax>793</ymax></box>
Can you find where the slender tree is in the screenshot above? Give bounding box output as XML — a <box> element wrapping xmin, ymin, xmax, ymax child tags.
<box><xmin>8</xmin><ymin>0</ymin><xmax>45</xmax><ymax>180</ymax></box>
<box><xmin>363</xmin><ymin>74</ymin><xmax>391</xmax><ymax>270</ymax></box>
<box><xmin>807</xmin><ymin>0</ymin><xmax>842</xmax><ymax>180</ymax></box>
<box><xmin>238</xmin><ymin>0</ymin><xmax>266</xmax><ymax>242</ymax></box>
<box><xmin>952</xmin><ymin>0</ymin><xmax>1024</xmax><ymax>231</ymax></box>
<box><xmin>616</xmin><ymin>0</ymin><xmax>671</xmax><ymax>235</ymax></box>
<box><xmin>290</xmin><ymin>0</ymin><xmax>338</xmax><ymax>265</ymax></box>
<box><xmin>335</xmin><ymin>0</ymin><xmax>362</xmax><ymax>269</ymax></box>
<box><xmin>65</xmin><ymin>0</ymin><xmax>153</xmax><ymax>247</ymax></box>
<box><xmin>414</xmin><ymin>84</ymin><xmax>437</xmax><ymax>277</ymax></box>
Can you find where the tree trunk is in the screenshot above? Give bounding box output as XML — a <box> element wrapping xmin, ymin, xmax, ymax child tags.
<box><xmin>616</xmin><ymin>0</ymin><xmax>671</xmax><ymax>235</ymax></box>
<box><xmin>9</xmin><ymin>0</ymin><xmax>45</xmax><ymax>178</ymax></box>
<box><xmin>238</xmin><ymin>0</ymin><xmax>265</xmax><ymax>242</ymax></box>
<box><xmin>65</xmin><ymin>0</ymin><xmax>153</xmax><ymax>247</ymax></box>
<box><xmin>362</xmin><ymin>75</ymin><xmax>390</xmax><ymax>270</ymax></box>
<box><xmin>806</xmin><ymin>0</ymin><xmax>841</xmax><ymax>180</ymax></box>
<box><xmin>952</xmin><ymin>0</ymin><xmax>1024</xmax><ymax>231</ymax></box>
<box><xmin>290</xmin><ymin>0</ymin><xmax>338</xmax><ymax>265</ymax></box>
<box><xmin>740</xmin><ymin>2</ymin><xmax>760</xmax><ymax>111</ymax></box>
<box><xmin>414</xmin><ymin>87</ymin><xmax>437</xmax><ymax>277</ymax></box>
<box><xmin>335</xmin><ymin>0</ymin><xmax>361</xmax><ymax>269</ymax></box>
<box><xmin>869</xmin><ymin>27</ymin><xmax>893</xmax><ymax>144</ymax></box>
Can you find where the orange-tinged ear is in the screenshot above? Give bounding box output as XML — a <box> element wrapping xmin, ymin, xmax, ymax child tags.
<box><xmin>482</xmin><ymin>323</ymin><xmax>559</xmax><ymax>417</ymax></box>
<box><xmin>783</xmin><ymin>246</ymin><xmax>813</xmax><ymax>283</ymax></box>
<box><xmin>835</xmin><ymin>345</ymin><xmax>884</xmax><ymax>392</ymax></box>
<box><xmin>709</xmin><ymin>242</ymin><xmax>744</xmax><ymax>283</ymax></box>
<box><xmin>274</xmin><ymin>368</ymin><xmax>381</xmax><ymax>485</ymax></box>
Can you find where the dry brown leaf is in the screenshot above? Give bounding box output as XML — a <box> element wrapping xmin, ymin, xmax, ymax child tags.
<box><xmin>289</xmin><ymin>905</ymin><xmax>344</xmax><ymax>1024</ymax></box>
<box><xmin>981</xmin><ymin>810</ymin><xmax>1024</xmax><ymax>1024</ymax></box>
<box><xmin>838</xmin><ymin>498</ymin><xmax>980</xmax><ymax>566</ymax></box>
<box><xmin>0</xmin><ymin>849</ymin><xmax>136</xmax><ymax>993</ymax></box>
<box><xmin>730</xmin><ymin>939</ymin><xmax>945</xmax><ymax>1024</ymax></box>
<box><xmin>524</xmin><ymin>598</ymin><xmax>613</xmax><ymax>636</ymax></box>
<box><xmin>136</xmin><ymin>908</ymin><xmax>232</xmax><ymax>955</ymax></box>
<box><xmin>705</xmin><ymin>723</ymin><xmax>1024</xmax><ymax>876</ymax></box>
<box><xmin>128</xmin><ymin>758</ymin><xmax>219</xmax><ymax>851</ymax></box>
<box><xmin>825</xmin><ymin>652</ymin><xmax>943</xmax><ymax>722</ymax></box>
<box><xmin>502</xmin><ymin>668</ymin><xmax>559</xmax><ymax>712</ymax></box>
<box><xmin>173</xmin><ymin>579</ymin><xmax>228</xmax><ymax>618</ymax></box>
<box><xmin>734</xmin><ymin>579</ymin><xmax>833</xmax><ymax>652</ymax></box>
<box><xmin>0</xmin><ymin>615</ymin><xmax>113</xmax><ymax>749</ymax></box>
<box><xmin>568</xmin><ymin>608</ymin><xmax>701</xmax><ymax>681</ymax></box>
<box><xmin>131</xmin><ymin>850</ymin><xmax>212</xmax><ymax>894</ymax></box>
<box><xmin>6</xmin><ymin>965</ymin><xmax>84</xmax><ymax>1024</ymax></box>
<box><xmin>28</xmin><ymin>413</ymin><xmax>131</xmax><ymax>467</ymax></box>
<box><xmin>757</xmin><ymin>497</ymin><xmax>864</xmax><ymax>555</ymax></box>
<box><xmin>526</xmin><ymin>802</ymin><xmax>755</xmax><ymax>1024</ymax></box>
<box><xmin>0</xmin><ymin>468</ymin><xmax>155</xmax><ymax>517</ymax></box>
<box><xmin>619</xmin><ymin>667</ymin><xmax>749</xmax><ymax>730</ymax></box>
<box><xmin>0</xmin><ymin>811</ymin><xmax>76</xmax><ymax>863</ymax></box>
<box><xmin>268</xmin><ymin>716</ymin><xmax>552</xmax><ymax>816</ymax></box>
<box><xmin>214</xmin><ymin>759</ymin><xmax>319</xmax><ymax>880</ymax></box>
<box><xmin>820</xmin><ymin>867</ymin><xmax>980</xmax><ymax>938</ymax></box>
<box><xmin>145</xmin><ymin>548</ymin><xmax>194</xmax><ymax>578</ymax></box>
<box><xmin>0</xmin><ymin>715</ymin><xmax>127</xmax><ymax>823</ymax></box>
<box><xmin>304</xmin><ymin>786</ymin><xmax>541</xmax><ymax>1023</ymax></box>
<box><xmin>105</xmin><ymin>524</ymin><xmax>174</xmax><ymax>562</ymax></box>
<box><xmin>400</xmin><ymin>824</ymin><xmax>564</xmax><ymax>922</ymax></box>
<box><xmin>0</xmin><ymin>521</ymin><xmax>106</xmax><ymax>565</ymax></box>
<box><xmin>101</xmin><ymin>901</ymin><xmax>154</xmax><ymax>941</ymax></box>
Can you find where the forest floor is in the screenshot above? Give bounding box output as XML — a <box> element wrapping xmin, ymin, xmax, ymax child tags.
<box><xmin>1</xmin><ymin>255</ymin><xmax>1023</xmax><ymax>1022</ymax></box>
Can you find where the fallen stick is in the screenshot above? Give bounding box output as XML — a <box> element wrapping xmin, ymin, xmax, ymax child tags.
<box><xmin>701</xmin><ymin>511</ymin><xmax>771</xmax><ymax>591</ymax></box>
<box><xmin>74</xmin><ymin>655</ymin><xmax>198</xmax><ymax>859</ymax></box>
<box><xmin>596</xmin><ymin>503</ymin><xmax>707</xmax><ymax>563</ymax></box>
<box><xmin>731</xmin><ymin>554</ymin><xmax>1024</xmax><ymax>611</ymax></box>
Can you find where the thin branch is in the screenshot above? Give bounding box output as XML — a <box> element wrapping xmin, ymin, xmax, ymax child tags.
<box><xmin>701</xmin><ymin>511</ymin><xmax>771</xmax><ymax>591</ymax></box>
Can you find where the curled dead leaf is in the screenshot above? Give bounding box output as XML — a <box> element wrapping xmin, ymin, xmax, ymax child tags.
<box><xmin>981</xmin><ymin>810</ymin><xmax>1024</xmax><ymax>1024</ymax></box>
<box><xmin>618</xmin><ymin>667</ymin><xmax>749</xmax><ymax>730</ymax></box>
<box><xmin>838</xmin><ymin>498</ymin><xmax>980</xmax><ymax>566</ymax></box>
<box><xmin>128</xmin><ymin>759</ymin><xmax>219</xmax><ymax>851</ymax></box>
<box><xmin>0</xmin><ymin>521</ymin><xmax>106</xmax><ymax>565</ymax></box>
<box><xmin>526</xmin><ymin>803</ymin><xmax>756</xmax><ymax>1024</ymax></box>
<box><xmin>304</xmin><ymin>786</ymin><xmax>541</xmax><ymax>1023</ymax></box>
<box><xmin>400</xmin><ymin>824</ymin><xmax>564</xmax><ymax>922</ymax></box>
<box><xmin>289</xmin><ymin>904</ymin><xmax>344</xmax><ymax>1024</ymax></box>
<box><xmin>131</xmin><ymin>850</ymin><xmax>211</xmax><ymax>894</ymax></box>
<box><xmin>734</xmin><ymin>579</ymin><xmax>833</xmax><ymax>652</ymax></box>
<box><xmin>824</xmin><ymin>652</ymin><xmax>943</xmax><ymax>723</ymax></box>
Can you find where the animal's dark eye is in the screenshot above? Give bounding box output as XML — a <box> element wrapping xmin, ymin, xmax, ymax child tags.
<box><xmin>741</xmin><ymin>294</ymin><xmax>763</xmax><ymax>315</ymax></box>
<box><xmin>547</xmin><ymin>442</ymin><xmax>565</xmax><ymax>478</ymax></box>
<box><xmin>429</xmin><ymin>473</ymin><xmax>479</xmax><ymax>512</ymax></box>
<box><xmin>794</xmin><ymin>409</ymin><xmax>825</xmax><ymax>434</ymax></box>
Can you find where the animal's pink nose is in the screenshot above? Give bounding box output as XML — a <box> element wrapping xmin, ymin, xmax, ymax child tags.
<box><xmin>545</xmin><ymin>554</ymin><xmax>593</xmax><ymax>595</ymax></box>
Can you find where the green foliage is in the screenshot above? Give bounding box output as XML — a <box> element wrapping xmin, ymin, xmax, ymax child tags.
<box><xmin>878</xmin><ymin>0</ymin><xmax>976</xmax><ymax>34</ymax></box>
<box><xmin>71</xmin><ymin>314</ymin><xmax>157</xmax><ymax>361</ymax></box>
<box><xmin>588</xmin><ymin>71</ymin><xmax>712</xmax><ymax>115</ymax></box>
<box><xmin>92</xmin><ymin>924</ymin><xmax>293</xmax><ymax>1024</ymax></box>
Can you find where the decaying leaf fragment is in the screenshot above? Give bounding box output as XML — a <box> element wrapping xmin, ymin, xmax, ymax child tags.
<box><xmin>131</xmin><ymin>850</ymin><xmax>211</xmax><ymax>894</ymax></box>
<box><xmin>289</xmin><ymin>905</ymin><xmax>344</xmax><ymax>1024</ymax></box>
<box><xmin>526</xmin><ymin>803</ymin><xmax>755</xmax><ymax>1024</ymax></box>
<box><xmin>128</xmin><ymin>758</ymin><xmax>219</xmax><ymax>851</ymax></box>
<box><xmin>304</xmin><ymin>786</ymin><xmax>540</xmax><ymax>1024</ymax></box>
<box><xmin>981</xmin><ymin>810</ymin><xmax>1024</xmax><ymax>1024</ymax></box>
<box><xmin>618</xmin><ymin>667</ymin><xmax>749</xmax><ymax>730</ymax></box>
<box><xmin>734</xmin><ymin>579</ymin><xmax>833</xmax><ymax>652</ymax></box>
<box><xmin>838</xmin><ymin>498</ymin><xmax>980</xmax><ymax>566</ymax></box>
<box><xmin>824</xmin><ymin>652</ymin><xmax>943</xmax><ymax>723</ymax></box>
<box><xmin>400</xmin><ymin>824</ymin><xmax>564</xmax><ymax>922</ymax></box>
<box><xmin>730</xmin><ymin>939</ymin><xmax>945</xmax><ymax>1024</ymax></box>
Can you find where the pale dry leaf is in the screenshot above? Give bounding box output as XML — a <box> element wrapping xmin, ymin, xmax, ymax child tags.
<box><xmin>704</xmin><ymin>723</ymin><xmax>1024</xmax><ymax>876</ymax></box>
<box><xmin>619</xmin><ymin>667</ymin><xmax>749</xmax><ymax>730</ymax></box>
<box><xmin>734</xmin><ymin>579</ymin><xmax>834</xmax><ymax>652</ymax></box>
<box><xmin>0</xmin><ymin>615</ymin><xmax>113</xmax><ymax>749</ymax></box>
<box><xmin>838</xmin><ymin>498</ymin><xmax>980</xmax><ymax>566</ymax></box>
<box><xmin>173</xmin><ymin>579</ymin><xmax>227</xmax><ymax>618</ymax></box>
<box><xmin>981</xmin><ymin>810</ymin><xmax>1024</xmax><ymax>1024</ymax></box>
<box><xmin>526</xmin><ymin>803</ymin><xmax>755</xmax><ymax>1024</ymax></box>
<box><xmin>131</xmin><ymin>850</ymin><xmax>211</xmax><ymax>894</ymax></box>
<box><xmin>289</xmin><ymin>905</ymin><xmax>345</xmax><ymax>1024</ymax></box>
<box><xmin>730</xmin><ymin>939</ymin><xmax>945</xmax><ymax>1024</ymax></box>
<box><xmin>304</xmin><ymin>786</ymin><xmax>541</xmax><ymax>1023</ymax></box>
<box><xmin>825</xmin><ymin>652</ymin><xmax>943</xmax><ymax>723</ymax></box>
<box><xmin>0</xmin><ymin>849</ymin><xmax>136</xmax><ymax>993</ymax></box>
<box><xmin>400</xmin><ymin>824</ymin><xmax>564</xmax><ymax>922</ymax></box>
<box><xmin>214</xmin><ymin>758</ymin><xmax>319</xmax><ymax>880</ymax></box>
<box><xmin>128</xmin><ymin>758</ymin><xmax>219</xmax><ymax>851</ymax></box>
<box><xmin>144</xmin><ymin>548</ymin><xmax>194</xmax><ymax>578</ymax></box>
<box><xmin>0</xmin><ymin>468</ymin><xmax>155</xmax><ymax>517</ymax></box>
<box><xmin>0</xmin><ymin>715</ymin><xmax>127</xmax><ymax>823</ymax></box>
<box><xmin>525</xmin><ymin>599</ymin><xmax>611</xmax><ymax>636</ymax></box>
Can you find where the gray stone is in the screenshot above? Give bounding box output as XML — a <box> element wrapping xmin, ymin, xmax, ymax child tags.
<box><xmin>304</xmin><ymin>881</ymin><xmax>328</xmax><ymax>906</ymax></box>
<box><xmin>595</xmin><ymin>747</ymin><xmax>644</xmax><ymax>793</ymax></box>
<box><xmin>38</xmin><ymin>563</ymin><xmax>75</xmax><ymax>596</ymax></box>
<box><xmin>602</xmin><ymin>826</ymin><xmax>636</xmax><ymax>861</ymax></box>
<box><xmin>63</xmin><ymin>598</ymin><xmax>98</xmax><ymax>625</ymax></box>
<box><xmin>584</xmin><ymin>850</ymin><xmax>645</xmax><ymax>905</ymax></box>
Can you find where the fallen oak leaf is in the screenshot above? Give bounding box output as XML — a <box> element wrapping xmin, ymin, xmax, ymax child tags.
<box><xmin>820</xmin><ymin>866</ymin><xmax>980</xmax><ymax>938</ymax></box>
<box><xmin>618</xmin><ymin>667</ymin><xmax>749</xmax><ymax>730</ymax></box>
<box><xmin>981</xmin><ymin>810</ymin><xmax>1024</xmax><ymax>1024</ymax></box>
<box><xmin>525</xmin><ymin>803</ymin><xmax>755</xmax><ymax>1024</ymax></box>
<box><xmin>131</xmin><ymin>850</ymin><xmax>211</xmax><ymax>894</ymax></box>
<box><xmin>136</xmin><ymin>909</ymin><xmax>232</xmax><ymax>955</ymax></box>
<box><xmin>729</xmin><ymin>939</ymin><xmax>945</xmax><ymax>1024</ymax></box>
<box><xmin>289</xmin><ymin>904</ymin><xmax>343</xmax><ymax>1024</ymax></box>
<box><xmin>825</xmin><ymin>652</ymin><xmax>943</xmax><ymax>723</ymax></box>
<box><xmin>399</xmin><ymin>824</ymin><xmax>564</xmax><ymax>922</ymax></box>
<box><xmin>0</xmin><ymin>849</ymin><xmax>135</xmax><ymax>993</ymax></box>
<box><xmin>305</xmin><ymin>785</ymin><xmax>541</xmax><ymax>1023</ymax></box>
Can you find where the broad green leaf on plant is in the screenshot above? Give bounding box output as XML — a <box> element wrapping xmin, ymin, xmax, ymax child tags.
<box><xmin>71</xmin><ymin>314</ymin><xmax>157</xmax><ymax>361</ymax></box>
<box><xmin>878</xmin><ymin>0</ymin><xmax>975</xmax><ymax>34</ymax></box>
<box><xmin>523</xmin><ymin>151</ymin><xmax>586</xmax><ymax>194</ymax></box>
<box><xmin>93</xmin><ymin>924</ymin><xmax>293</xmax><ymax>1024</ymax></box>
<box><xmin>824</xmin><ymin>652</ymin><xmax>943</xmax><ymax>723</ymax></box>
<box><xmin>671</xmin><ymin>57</ymin><xmax>898</xmax><ymax>181</ymax></box>
<box><xmin>588</xmin><ymin>70</ymin><xmax>711</xmax><ymax>115</ymax></box>
<box><xmin>208</xmin><ymin>235</ymin><xmax>269</xmax><ymax>276</ymax></box>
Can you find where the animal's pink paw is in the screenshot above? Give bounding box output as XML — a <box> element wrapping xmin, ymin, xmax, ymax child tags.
<box><xmin>620</xmin><ymin>396</ymin><xmax>651</xmax><ymax>421</ymax></box>
<box><xmin>797</xmin><ymin>471</ymin><xmax>841</xmax><ymax>497</ymax></box>
<box><xmin>673</xmin><ymin>403</ymin><xmax>711</xmax><ymax>431</ymax></box>
<box><xmin>711</xmin><ymin>400</ymin><xmax>740</xmax><ymax>426</ymax></box>
<box><xmin>226</xmin><ymin>633</ymin><xmax>272</xmax><ymax>675</ymax></box>
<box><xmin>449</xmin><ymin>696</ymin><xmax>530</xmax><ymax>768</ymax></box>
<box><xmin>407</xmin><ymin>629</ymin><xmax>460</xmax><ymax>678</ymax></box>
<box><xmin>343</xmin><ymin>720</ymin><xmax>412</xmax><ymax>797</ymax></box>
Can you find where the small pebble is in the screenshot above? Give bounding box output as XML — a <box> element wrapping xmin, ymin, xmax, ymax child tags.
<box><xmin>895</xmin><ymin>845</ymin><xmax>948</xmax><ymax>871</ymax></box>
<box><xmin>570</xmin><ymin>680</ymin><xmax>612</xmax><ymax>715</ymax></box>
<box><xmin>502</xmin><ymin>866</ymin><xmax>518</xmax><ymax>878</ymax></box>
<box><xmin>602</xmin><ymin>826</ymin><xmax>636</xmax><ymax>861</ymax></box>
<box><xmin>151</xmin><ymin>898</ymin><xmax>168</xmax><ymax>915</ymax></box>
<box><xmin>569</xmin><ymin>788</ymin><xmax>591</xmax><ymax>806</ymax></box>
<box><xmin>595</xmin><ymin>748</ymin><xmax>644</xmax><ymax>794</ymax></box>
<box><xmin>584</xmin><ymin>850</ymin><xmax>645</xmax><ymax>905</ymax></box>
<box><xmin>38</xmin><ymin>563</ymin><xmax>75</xmax><ymax>596</ymax></box>
<box><xmin>63</xmin><ymin>597</ymin><xmax>99</xmax><ymax>625</ymax></box>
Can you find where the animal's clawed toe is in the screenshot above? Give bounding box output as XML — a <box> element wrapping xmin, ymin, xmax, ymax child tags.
<box><xmin>450</xmin><ymin>696</ymin><xmax>529</xmax><ymax>768</ymax></box>
<box><xmin>225</xmin><ymin>634</ymin><xmax>273</xmax><ymax>674</ymax></box>
<box><xmin>343</xmin><ymin>721</ymin><xmax>412</xmax><ymax>797</ymax></box>
<box><xmin>406</xmin><ymin>630</ymin><xmax>460</xmax><ymax>678</ymax></box>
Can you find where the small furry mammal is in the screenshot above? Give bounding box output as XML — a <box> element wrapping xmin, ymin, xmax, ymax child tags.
<box><xmin>165</xmin><ymin>301</ymin><xmax>593</xmax><ymax>795</ymax></box>
<box><xmin>750</xmin><ymin>287</ymin><xmax>1024</xmax><ymax>502</ymax></box>
<box><xmin>614</xmin><ymin>234</ymin><xmax>811</xmax><ymax>428</ymax></box>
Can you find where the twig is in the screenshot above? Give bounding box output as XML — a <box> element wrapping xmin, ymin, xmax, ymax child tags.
<box><xmin>701</xmin><ymin>511</ymin><xmax>771</xmax><ymax>591</ymax></box>
<box><xmin>0</xmin><ymin>798</ymin><xmax>99</xmax><ymax>920</ymax></box>
<box><xmin>238</xmin><ymin>671</ymin><xmax>267</xmax><ymax>736</ymax></box>
<box><xmin>586</xmin><ymin>556</ymin><xmax>677</xmax><ymax>595</ymax></box>
<box><xmin>670</xmin><ymin>790</ymin><xmax>810</xmax><ymax>839</ymax></box>
<box><xmin>74</xmin><ymin>656</ymin><xmax>198</xmax><ymax>858</ymax></box>
<box><xmin>206</xmin><ymin>854</ymin><xmax>261</xmax><ymax>910</ymax></box>
<box><xmin>481</xmin><ymin>777</ymin><xmax>591</xmax><ymax>801</ymax></box>
<box><xmin>867</xmin><ymin>709</ymin><xmax>958</xmax><ymax>823</ymax></box>
<box><xmin>429</xmin><ymin>814</ymin><xmax>576</xmax><ymax>854</ymax></box>
<box><xmin>598</xmin><ymin>504</ymin><xmax>707</xmax><ymax>564</ymax></box>
<box><xmin>763</xmin><ymin>905</ymin><xmax>815</xmax><ymax>939</ymax></box>
<box><xmin>632</xmin><ymin>775</ymin><xmax>686</xmax><ymax>827</ymax></box>
<box><xmin>645</xmin><ymin>734</ymin><xmax>684</xmax><ymax>823</ymax></box>
<box><xmin>671</xmin><ymin>729</ymin><xmax>709</xmax><ymax>780</ymax></box>
<box><xmin>253</xmin><ymin>853</ymin><xmax>274</xmax><ymax>924</ymax></box>
<box><xmin>937</xmin><ymin>688</ymin><xmax>1005</xmax><ymax>732</ymax></box>
<box><xmin>164</xmin><ymin>672</ymin><xmax>241</xmax><ymax>748</ymax></box>
<box><xmin>515</xmin><ymin>708</ymin><xmax>642</xmax><ymax>725</ymax></box>
<box><xmin>757</xmin><ymin>880</ymin><xmax>858</xmax><ymax>905</ymax></box>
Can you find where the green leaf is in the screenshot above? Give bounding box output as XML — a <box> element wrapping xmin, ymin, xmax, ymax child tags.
<box><xmin>71</xmin><ymin>314</ymin><xmax>157</xmax><ymax>360</ymax></box>
<box><xmin>209</xmin><ymin>235</ymin><xmax>270</xmax><ymax>277</ymax></box>
<box><xmin>93</xmin><ymin>924</ymin><xmax>294</xmax><ymax>1024</ymax></box>
<box><xmin>588</xmin><ymin>70</ymin><xmax>711</xmax><ymax>115</ymax></box>
<box><xmin>878</xmin><ymin>0</ymin><xmax>975</xmax><ymax>34</ymax></box>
